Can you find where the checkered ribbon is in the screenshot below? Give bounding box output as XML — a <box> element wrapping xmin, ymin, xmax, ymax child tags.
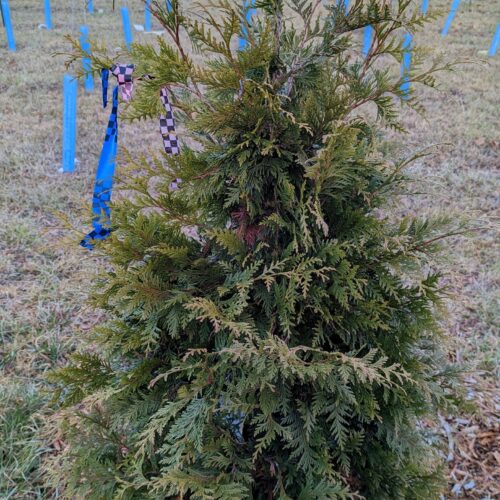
<box><xmin>81</xmin><ymin>69</ymin><xmax>185</xmax><ymax>248</ymax></box>
<box><xmin>112</xmin><ymin>63</ymin><xmax>134</xmax><ymax>102</ymax></box>
<box><xmin>159</xmin><ymin>87</ymin><xmax>179</xmax><ymax>155</ymax></box>
<box><xmin>81</xmin><ymin>65</ymin><xmax>135</xmax><ymax>249</ymax></box>
<box><xmin>159</xmin><ymin>87</ymin><xmax>181</xmax><ymax>191</ymax></box>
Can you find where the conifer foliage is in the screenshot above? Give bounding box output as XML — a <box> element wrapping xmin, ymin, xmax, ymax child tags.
<box><xmin>51</xmin><ymin>1</ymin><xmax>463</xmax><ymax>498</ymax></box>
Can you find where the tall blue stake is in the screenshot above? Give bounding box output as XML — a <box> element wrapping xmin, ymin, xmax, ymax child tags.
<box><xmin>441</xmin><ymin>0</ymin><xmax>460</xmax><ymax>37</ymax></box>
<box><xmin>87</xmin><ymin>0</ymin><xmax>94</xmax><ymax>13</ymax></box>
<box><xmin>238</xmin><ymin>0</ymin><xmax>256</xmax><ymax>51</ymax></box>
<box><xmin>362</xmin><ymin>25</ymin><xmax>373</xmax><ymax>57</ymax></box>
<box><xmin>400</xmin><ymin>33</ymin><xmax>412</xmax><ymax>100</ymax></box>
<box><xmin>1</xmin><ymin>0</ymin><xmax>15</xmax><ymax>51</ymax></box>
<box><xmin>44</xmin><ymin>0</ymin><xmax>52</xmax><ymax>29</ymax></box>
<box><xmin>145</xmin><ymin>0</ymin><xmax>151</xmax><ymax>32</ymax></box>
<box><xmin>121</xmin><ymin>6</ymin><xmax>133</xmax><ymax>49</ymax></box>
<box><xmin>421</xmin><ymin>0</ymin><xmax>429</xmax><ymax>15</ymax></box>
<box><xmin>488</xmin><ymin>22</ymin><xmax>500</xmax><ymax>57</ymax></box>
<box><xmin>166</xmin><ymin>0</ymin><xmax>172</xmax><ymax>13</ymax></box>
<box><xmin>62</xmin><ymin>75</ymin><xmax>78</xmax><ymax>173</ymax></box>
<box><xmin>80</xmin><ymin>26</ymin><xmax>94</xmax><ymax>92</ymax></box>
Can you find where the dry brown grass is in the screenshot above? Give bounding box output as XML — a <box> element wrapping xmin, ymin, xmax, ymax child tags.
<box><xmin>393</xmin><ymin>3</ymin><xmax>499</xmax><ymax>497</ymax></box>
<box><xmin>0</xmin><ymin>0</ymin><xmax>498</xmax><ymax>498</ymax></box>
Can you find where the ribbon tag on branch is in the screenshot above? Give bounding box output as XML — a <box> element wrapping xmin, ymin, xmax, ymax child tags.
<box><xmin>101</xmin><ymin>68</ymin><xmax>109</xmax><ymax>107</ymax></box>
<box><xmin>159</xmin><ymin>88</ymin><xmax>179</xmax><ymax>155</ymax></box>
<box><xmin>81</xmin><ymin>65</ymin><xmax>135</xmax><ymax>250</ymax></box>
<box><xmin>159</xmin><ymin>87</ymin><xmax>182</xmax><ymax>191</ymax></box>
<box><xmin>81</xmin><ymin>67</ymin><xmax>184</xmax><ymax>248</ymax></box>
<box><xmin>112</xmin><ymin>63</ymin><xmax>134</xmax><ymax>101</ymax></box>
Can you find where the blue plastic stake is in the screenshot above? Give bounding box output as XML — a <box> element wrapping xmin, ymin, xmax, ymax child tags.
<box><xmin>87</xmin><ymin>0</ymin><xmax>93</xmax><ymax>13</ymax></box>
<box><xmin>421</xmin><ymin>0</ymin><xmax>429</xmax><ymax>15</ymax></box>
<box><xmin>362</xmin><ymin>25</ymin><xmax>373</xmax><ymax>57</ymax></box>
<box><xmin>238</xmin><ymin>0</ymin><xmax>256</xmax><ymax>51</ymax></box>
<box><xmin>1</xmin><ymin>0</ymin><xmax>15</xmax><ymax>51</ymax></box>
<box><xmin>121</xmin><ymin>6</ymin><xmax>133</xmax><ymax>49</ymax></box>
<box><xmin>400</xmin><ymin>33</ymin><xmax>412</xmax><ymax>99</ymax></box>
<box><xmin>44</xmin><ymin>0</ymin><xmax>52</xmax><ymax>29</ymax></box>
<box><xmin>62</xmin><ymin>75</ymin><xmax>78</xmax><ymax>173</ymax></box>
<box><xmin>441</xmin><ymin>0</ymin><xmax>460</xmax><ymax>37</ymax></box>
<box><xmin>80</xmin><ymin>26</ymin><xmax>94</xmax><ymax>92</ymax></box>
<box><xmin>145</xmin><ymin>0</ymin><xmax>151</xmax><ymax>32</ymax></box>
<box><xmin>488</xmin><ymin>22</ymin><xmax>500</xmax><ymax>57</ymax></box>
<box><xmin>166</xmin><ymin>0</ymin><xmax>172</xmax><ymax>12</ymax></box>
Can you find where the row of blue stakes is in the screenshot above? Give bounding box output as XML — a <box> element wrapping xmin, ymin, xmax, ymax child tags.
<box><xmin>0</xmin><ymin>0</ymin><xmax>170</xmax><ymax>173</ymax></box>
<box><xmin>0</xmin><ymin>0</ymin><xmax>163</xmax><ymax>50</ymax></box>
<box><xmin>2</xmin><ymin>0</ymin><xmax>500</xmax><ymax>53</ymax></box>
<box><xmin>1</xmin><ymin>0</ymin><xmax>499</xmax><ymax>173</ymax></box>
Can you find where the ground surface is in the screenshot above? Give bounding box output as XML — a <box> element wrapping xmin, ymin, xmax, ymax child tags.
<box><xmin>0</xmin><ymin>1</ymin><xmax>498</xmax><ymax>498</ymax></box>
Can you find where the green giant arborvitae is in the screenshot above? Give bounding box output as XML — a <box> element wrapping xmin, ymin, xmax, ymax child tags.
<box><xmin>50</xmin><ymin>1</ymin><xmax>463</xmax><ymax>498</ymax></box>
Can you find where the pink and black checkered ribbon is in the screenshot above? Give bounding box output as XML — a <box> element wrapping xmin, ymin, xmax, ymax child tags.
<box><xmin>159</xmin><ymin>87</ymin><xmax>179</xmax><ymax>155</ymax></box>
<box><xmin>159</xmin><ymin>87</ymin><xmax>181</xmax><ymax>190</ymax></box>
<box><xmin>111</xmin><ymin>63</ymin><xmax>134</xmax><ymax>102</ymax></box>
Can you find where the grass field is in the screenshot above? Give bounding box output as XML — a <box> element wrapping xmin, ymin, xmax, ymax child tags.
<box><xmin>0</xmin><ymin>0</ymin><xmax>498</xmax><ymax>498</ymax></box>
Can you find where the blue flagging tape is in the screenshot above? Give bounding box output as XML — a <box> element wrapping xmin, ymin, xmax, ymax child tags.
<box><xmin>81</xmin><ymin>73</ymin><xmax>119</xmax><ymax>249</ymax></box>
<box><xmin>1</xmin><ymin>0</ymin><xmax>16</xmax><ymax>51</ymax></box>
<box><xmin>44</xmin><ymin>0</ymin><xmax>52</xmax><ymax>29</ymax></box>
<box><xmin>400</xmin><ymin>33</ymin><xmax>412</xmax><ymax>100</ymax></box>
<box><xmin>101</xmin><ymin>68</ymin><xmax>109</xmax><ymax>108</ymax></box>
<box><xmin>166</xmin><ymin>0</ymin><xmax>172</xmax><ymax>13</ymax></box>
<box><xmin>80</xmin><ymin>26</ymin><xmax>94</xmax><ymax>92</ymax></box>
<box><xmin>87</xmin><ymin>0</ymin><xmax>94</xmax><ymax>13</ymax></box>
<box><xmin>145</xmin><ymin>0</ymin><xmax>151</xmax><ymax>32</ymax></box>
<box><xmin>362</xmin><ymin>25</ymin><xmax>373</xmax><ymax>57</ymax></box>
<box><xmin>421</xmin><ymin>0</ymin><xmax>429</xmax><ymax>15</ymax></box>
<box><xmin>62</xmin><ymin>75</ymin><xmax>78</xmax><ymax>173</ymax></box>
<box><xmin>488</xmin><ymin>22</ymin><xmax>500</xmax><ymax>57</ymax></box>
<box><xmin>121</xmin><ymin>6</ymin><xmax>133</xmax><ymax>50</ymax></box>
<box><xmin>238</xmin><ymin>0</ymin><xmax>256</xmax><ymax>51</ymax></box>
<box><xmin>441</xmin><ymin>0</ymin><xmax>460</xmax><ymax>37</ymax></box>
